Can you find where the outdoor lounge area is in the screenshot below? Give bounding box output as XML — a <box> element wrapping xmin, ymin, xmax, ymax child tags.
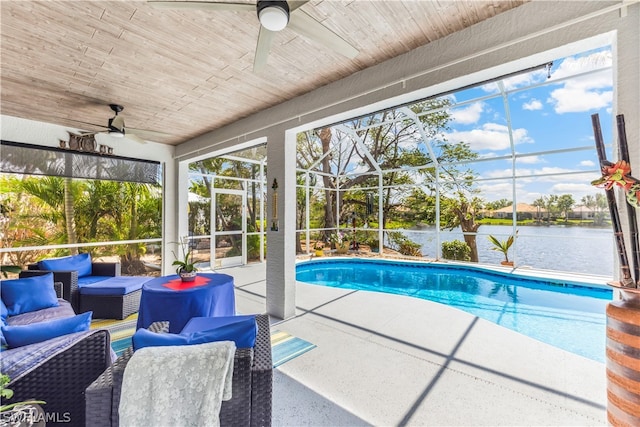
<box><xmin>1</xmin><ymin>1</ymin><xmax>639</xmax><ymax>425</ymax></box>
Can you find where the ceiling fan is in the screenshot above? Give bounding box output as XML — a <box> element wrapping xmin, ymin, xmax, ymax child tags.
<box><xmin>148</xmin><ymin>0</ymin><xmax>359</xmax><ymax>71</ymax></box>
<box><xmin>70</xmin><ymin>104</ymin><xmax>168</xmax><ymax>144</ymax></box>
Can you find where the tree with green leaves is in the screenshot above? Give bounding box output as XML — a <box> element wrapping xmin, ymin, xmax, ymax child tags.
<box><xmin>427</xmin><ymin>141</ymin><xmax>483</xmax><ymax>262</ymax></box>
<box><xmin>1</xmin><ymin>175</ymin><xmax>161</xmax><ymax>270</ymax></box>
<box><xmin>532</xmin><ymin>197</ymin><xmax>546</xmax><ymax>222</ymax></box>
<box><xmin>543</xmin><ymin>194</ymin><xmax>559</xmax><ymax>221</ymax></box>
<box><xmin>485</xmin><ymin>199</ymin><xmax>512</xmax><ymax>212</ymax></box>
<box><xmin>556</xmin><ymin>194</ymin><xmax>575</xmax><ymax>222</ymax></box>
<box><xmin>297</xmin><ymin>100</ymin><xmax>452</xmax><ymax>243</ymax></box>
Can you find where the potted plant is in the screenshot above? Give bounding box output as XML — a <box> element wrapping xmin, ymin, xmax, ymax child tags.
<box><xmin>1</xmin><ymin>373</ymin><xmax>46</xmax><ymax>425</ymax></box>
<box><xmin>329</xmin><ymin>231</ymin><xmax>351</xmax><ymax>254</ymax></box>
<box><xmin>172</xmin><ymin>237</ymin><xmax>198</xmax><ymax>282</ymax></box>
<box><xmin>488</xmin><ymin>232</ymin><xmax>516</xmax><ymax>266</ymax></box>
<box><xmin>313</xmin><ymin>242</ymin><xmax>324</xmax><ymax>257</ymax></box>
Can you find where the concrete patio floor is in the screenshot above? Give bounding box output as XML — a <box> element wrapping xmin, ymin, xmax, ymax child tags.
<box><xmin>224</xmin><ymin>262</ymin><xmax>606</xmax><ymax>426</ymax></box>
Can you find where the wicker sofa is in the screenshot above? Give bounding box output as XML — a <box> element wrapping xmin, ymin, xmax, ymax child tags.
<box><xmin>85</xmin><ymin>314</ymin><xmax>273</xmax><ymax>426</ymax></box>
<box><xmin>1</xmin><ymin>298</ymin><xmax>112</xmax><ymax>427</ymax></box>
<box><xmin>23</xmin><ymin>255</ymin><xmax>146</xmax><ymax>319</ymax></box>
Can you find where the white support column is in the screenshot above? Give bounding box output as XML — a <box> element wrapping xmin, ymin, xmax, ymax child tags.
<box><xmin>168</xmin><ymin>158</ymin><xmax>190</xmax><ymax>274</ymax></box>
<box><xmin>265</xmin><ymin>126</ymin><xmax>297</xmax><ymax>319</ymax></box>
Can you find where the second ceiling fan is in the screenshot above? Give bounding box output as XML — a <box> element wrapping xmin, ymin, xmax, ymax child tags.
<box><xmin>148</xmin><ymin>0</ymin><xmax>359</xmax><ymax>71</ymax></box>
<box><xmin>71</xmin><ymin>104</ymin><xmax>168</xmax><ymax>144</ymax></box>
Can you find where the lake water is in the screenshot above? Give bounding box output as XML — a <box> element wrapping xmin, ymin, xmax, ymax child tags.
<box><xmin>400</xmin><ymin>224</ymin><xmax>613</xmax><ymax>277</ymax></box>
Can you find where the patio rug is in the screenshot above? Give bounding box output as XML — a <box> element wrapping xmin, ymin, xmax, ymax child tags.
<box><xmin>92</xmin><ymin>315</ymin><xmax>316</xmax><ymax>367</ymax></box>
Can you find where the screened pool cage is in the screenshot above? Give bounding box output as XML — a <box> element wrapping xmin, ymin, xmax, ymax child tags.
<box><xmin>187</xmin><ymin>146</ymin><xmax>268</xmax><ymax>270</ymax></box>
<box><xmin>295</xmin><ymin>51</ymin><xmax>614</xmax><ymax>277</ymax></box>
<box><xmin>184</xmin><ymin>50</ymin><xmax>612</xmax><ymax>277</ymax></box>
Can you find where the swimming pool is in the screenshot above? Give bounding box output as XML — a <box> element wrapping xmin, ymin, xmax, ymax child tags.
<box><xmin>295</xmin><ymin>259</ymin><xmax>612</xmax><ymax>363</ymax></box>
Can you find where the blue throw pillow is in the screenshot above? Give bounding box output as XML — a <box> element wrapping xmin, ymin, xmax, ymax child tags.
<box><xmin>133</xmin><ymin>316</ymin><xmax>257</xmax><ymax>351</ymax></box>
<box><xmin>38</xmin><ymin>253</ymin><xmax>92</xmax><ymax>278</ymax></box>
<box><xmin>1</xmin><ymin>311</ymin><xmax>92</xmax><ymax>348</ymax></box>
<box><xmin>1</xmin><ymin>273</ymin><xmax>59</xmax><ymax>316</ymax></box>
<box><xmin>132</xmin><ymin>329</ymin><xmax>190</xmax><ymax>351</ymax></box>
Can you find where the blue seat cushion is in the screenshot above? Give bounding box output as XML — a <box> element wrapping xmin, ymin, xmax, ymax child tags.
<box><xmin>79</xmin><ymin>276</ymin><xmax>148</xmax><ymax>296</ymax></box>
<box><xmin>38</xmin><ymin>253</ymin><xmax>92</xmax><ymax>278</ymax></box>
<box><xmin>133</xmin><ymin>315</ymin><xmax>257</xmax><ymax>351</ymax></box>
<box><xmin>1</xmin><ymin>273</ymin><xmax>59</xmax><ymax>316</ymax></box>
<box><xmin>78</xmin><ymin>276</ymin><xmax>114</xmax><ymax>287</ymax></box>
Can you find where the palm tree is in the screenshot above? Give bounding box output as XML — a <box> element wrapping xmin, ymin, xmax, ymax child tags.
<box><xmin>532</xmin><ymin>197</ymin><xmax>545</xmax><ymax>222</ymax></box>
<box><xmin>488</xmin><ymin>232</ymin><xmax>516</xmax><ymax>265</ymax></box>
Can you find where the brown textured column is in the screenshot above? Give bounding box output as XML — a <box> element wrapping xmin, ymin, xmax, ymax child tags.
<box><xmin>606</xmin><ymin>287</ymin><xmax>640</xmax><ymax>426</ymax></box>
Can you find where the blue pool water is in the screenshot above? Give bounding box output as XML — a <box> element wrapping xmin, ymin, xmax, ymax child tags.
<box><xmin>296</xmin><ymin>259</ymin><xmax>612</xmax><ymax>363</ymax></box>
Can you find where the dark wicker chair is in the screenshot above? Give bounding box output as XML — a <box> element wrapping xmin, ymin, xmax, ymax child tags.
<box><xmin>3</xmin><ymin>329</ymin><xmax>112</xmax><ymax>427</ymax></box>
<box><xmin>22</xmin><ymin>262</ymin><xmax>142</xmax><ymax>320</ymax></box>
<box><xmin>85</xmin><ymin>314</ymin><xmax>273</xmax><ymax>427</ymax></box>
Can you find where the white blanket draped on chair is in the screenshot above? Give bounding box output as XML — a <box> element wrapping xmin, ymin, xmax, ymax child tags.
<box><xmin>118</xmin><ymin>341</ymin><xmax>236</xmax><ymax>427</ymax></box>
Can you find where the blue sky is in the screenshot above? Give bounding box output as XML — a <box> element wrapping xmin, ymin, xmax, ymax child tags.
<box><xmin>440</xmin><ymin>46</ymin><xmax>613</xmax><ymax>204</ymax></box>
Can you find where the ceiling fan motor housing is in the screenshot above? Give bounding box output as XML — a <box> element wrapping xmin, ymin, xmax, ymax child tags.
<box><xmin>257</xmin><ymin>1</ymin><xmax>289</xmax><ymax>32</ymax></box>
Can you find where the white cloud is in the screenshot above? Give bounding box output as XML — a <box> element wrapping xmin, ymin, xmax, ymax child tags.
<box><xmin>522</xmin><ymin>99</ymin><xmax>543</xmax><ymax>111</ymax></box>
<box><xmin>477</xmin><ymin>182</ymin><xmax>519</xmax><ymax>200</ymax></box>
<box><xmin>516</xmin><ymin>155</ymin><xmax>543</xmax><ymax>164</ymax></box>
<box><xmin>547</xmin><ymin>50</ymin><xmax>613</xmax><ymax>113</ymax></box>
<box><xmin>547</xmin><ymin>87</ymin><xmax>612</xmax><ymax>113</ymax></box>
<box><xmin>580</xmin><ymin>160</ymin><xmax>596</xmax><ymax>167</ymax></box>
<box><xmin>549</xmin><ymin>183</ymin><xmax>598</xmax><ymax>201</ymax></box>
<box><xmin>449</xmin><ymin>102</ymin><xmax>484</xmax><ymax>125</ymax></box>
<box><xmin>445</xmin><ymin>123</ymin><xmax>533</xmax><ymax>151</ymax></box>
<box><xmin>550</xmin><ymin>50</ymin><xmax>612</xmax><ymax>80</ymax></box>
<box><xmin>482</xmin><ymin>167</ymin><xmax>592</xmax><ymax>182</ymax></box>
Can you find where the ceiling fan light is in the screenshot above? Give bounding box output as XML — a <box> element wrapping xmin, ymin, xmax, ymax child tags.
<box><xmin>257</xmin><ymin>1</ymin><xmax>289</xmax><ymax>32</ymax></box>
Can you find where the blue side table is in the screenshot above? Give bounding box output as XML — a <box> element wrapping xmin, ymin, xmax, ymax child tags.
<box><xmin>136</xmin><ymin>273</ymin><xmax>235</xmax><ymax>333</ymax></box>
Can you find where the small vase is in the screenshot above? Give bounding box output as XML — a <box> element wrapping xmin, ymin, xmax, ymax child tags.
<box><xmin>179</xmin><ymin>270</ymin><xmax>197</xmax><ymax>282</ymax></box>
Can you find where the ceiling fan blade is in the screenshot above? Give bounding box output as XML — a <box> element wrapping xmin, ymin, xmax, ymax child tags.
<box><xmin>288</xmin><ymin>1</ymin><xmax>309</xmax><ymax>12</ymax></box>
<box><xmin>61</xmin><ymin>118</ymin><xmax>108</xmax><ymax>129</ymax></box>
<box><xmin>110</xmin><ymin>115</ymin><xmax>125</xmax><ymax>132</ymax></box>
<box><xmin>127</xmin><ymin>128</ymin><xmax>172</xmax><ymax>138</ymax></box>
<box><xmin>288</xmin><ymin>10</ymin><xmax>358</xmax><ymax>59</ymax></box>
<box><xmin>125</xmin><ymin>133</ymin><xmax>149</xmax><ymax>144</ymax></box>
<box><xmin>253</xmin><ymin>26</ymin><xmax>275</xmax><ymax>72</ymax></box>
<box><xmin>147</xmin><ymin>1</ymin><xmax>255</xmax><ymax>12</ymax></box>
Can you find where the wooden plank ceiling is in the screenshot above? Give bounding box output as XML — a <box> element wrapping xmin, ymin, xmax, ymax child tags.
<box><xmin>0</xmin><ymin>0</ymin><xmax>527</xmax><ymax>146</ymax></box>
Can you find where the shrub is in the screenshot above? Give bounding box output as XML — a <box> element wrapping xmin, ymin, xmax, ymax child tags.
<box><xmin>442</xmin><ymin>240</ymin><xmax>471</xmax><ymax>261</ymax></box>
<box><xmin>387</xmin><ymin>231</ymin><xmax>422</xmax><ymax>257</ymax></box>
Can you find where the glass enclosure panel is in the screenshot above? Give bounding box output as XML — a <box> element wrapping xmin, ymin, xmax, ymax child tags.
<box><xmin>215</xmin><ymin>234</ymin><xmax>242</xmax><ymax>259</ymax></box>
<box><xmin>295</xmin><ymin>44</ymin><xmax>614</xmax><ymax>277</ymax></box>
<box><xmin>188</xmin><ymin>144</ymin><xmax>267</xmax><ymax>267</ymax></box>
<box><xmin>215</xmin><ymin>193</ymin><xmax>243</xmax><ymax>232</ymax></box>
<box><xmin>190</xmin><ymin>236</ymin><xmax>211</xmax><ymax>268</ymax></box>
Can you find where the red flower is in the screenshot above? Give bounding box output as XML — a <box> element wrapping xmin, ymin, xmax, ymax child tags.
<box><xmin>594</xmin><ymin>160</ymin><xmax>635</xmax><ymax>190</ymax></box>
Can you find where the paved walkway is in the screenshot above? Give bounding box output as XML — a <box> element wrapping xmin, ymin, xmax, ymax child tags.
<box><xmin>225</xmin><ymin>263</ymin><xmax>606</xmax><ymax>426</ymax></box>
